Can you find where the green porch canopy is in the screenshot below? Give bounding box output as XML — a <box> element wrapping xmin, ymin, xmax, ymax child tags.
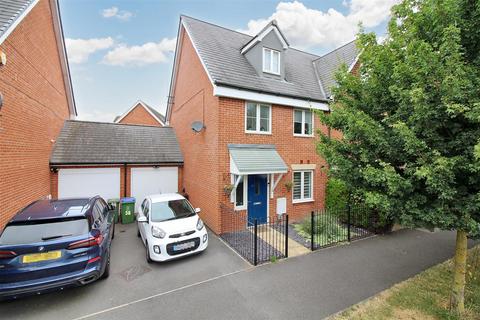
<box><xmin>228</xmin><ymin>144</ymin><xmax>288</xmax><ymax>175</ymax></box>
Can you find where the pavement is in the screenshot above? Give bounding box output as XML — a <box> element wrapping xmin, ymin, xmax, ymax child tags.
<box><xmin>0</xmin><ymin>225</ymin><xmax>472</xmax><ymax>320</ymax></box>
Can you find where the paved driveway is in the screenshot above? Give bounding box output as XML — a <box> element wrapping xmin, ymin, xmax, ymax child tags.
<box><xmin>0</xmin><ymin>223</ymin><xmax>250</xmax><ymax>320</ymax></box>
<box><xmin>0</xmin><ymin>227</ymin><xmax>473</xmax><ymax>320</ymax></box>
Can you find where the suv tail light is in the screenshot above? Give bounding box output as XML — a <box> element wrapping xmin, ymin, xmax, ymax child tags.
<box><xmin>0</xmin><ymin>251</ymin><xmax>17</xmax><ymax>259</ymax></box>
<box><xmin>68</xmin><ymin>233</ymin><xmax>103</xmax><ymax>250</ymax></box>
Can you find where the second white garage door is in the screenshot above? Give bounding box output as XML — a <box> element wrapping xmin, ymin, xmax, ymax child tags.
<box><xmin>58</xmin><ymin>168</ymin><xmax>120</xmax><ymax>201</ymax></box>
<box><xmin>130</xmin><ymin>167</ymin><xmax>178</xmax><ymax>212</ymax></box>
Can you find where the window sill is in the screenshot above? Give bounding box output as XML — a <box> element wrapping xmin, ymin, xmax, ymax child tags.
<box><xmin>245</xmin><ymin>130</ymin><xmax>272</xmax><ymax>135</ymax></box>
<box><xmin>262</xmin><ymin>70</ymin><xmax>281</xmax><ymax>76</ymax></box>
<box><xmin>293</xmin><ymin>134</ymin><xmax>314</xmax><ymax>138</ymax></box>
<box><xmin>234</xmin><ymin>206</ymin><xmax>247</xmax><ymax>211</ymax></box>
<box><xmin>292</xmin><ymin>199</ymin><xmax>314</xmax><ymax>204</ymax></box>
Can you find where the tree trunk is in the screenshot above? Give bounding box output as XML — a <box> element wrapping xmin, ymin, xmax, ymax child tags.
<box><xmin>450</xmin><ymin>230</ymin><xmax>468</xmax><ymax>315</ymax></box>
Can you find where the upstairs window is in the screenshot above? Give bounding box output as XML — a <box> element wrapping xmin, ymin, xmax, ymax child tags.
<box><xmin>263</xmin><ymin>48</ymin><xmax>280</xmax><ymax>74</ymax></box>
<box><xmin>245</xmin><ymin>102</ymin><xmax>271</xmax><ymax>134</ymax></box>
<box><xmin>293</xmin><ymin>109</ymin><xmax>313</xmax><ymax>136</ymax></box>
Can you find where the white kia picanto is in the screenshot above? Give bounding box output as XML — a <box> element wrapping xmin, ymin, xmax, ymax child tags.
<box><xmin>136</xmin><ymin>193</ymin><xmax>208</xmax><ymax>262</ymax></box>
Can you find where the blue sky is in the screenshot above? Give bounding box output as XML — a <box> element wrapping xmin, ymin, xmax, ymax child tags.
<box><xmin>59</xmin><ymin>0</ymin><xmax>397</xmax><ymax>122</ymax></box>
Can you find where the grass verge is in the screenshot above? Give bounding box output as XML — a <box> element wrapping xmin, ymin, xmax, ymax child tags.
<box><xmin>332</xmin><ymin>245</ymin><xmax>480</xmax><ymax>320</ymax></box>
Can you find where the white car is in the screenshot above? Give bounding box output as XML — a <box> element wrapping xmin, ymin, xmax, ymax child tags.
<box><xmin>136</xmin><ymin>193</ymin><xmax>208</xmax><ymax>262</ymax></box>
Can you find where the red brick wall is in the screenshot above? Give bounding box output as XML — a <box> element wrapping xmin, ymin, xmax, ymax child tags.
<box><xmin>118</xmin><ymin>104</ymin><xmax>163</xmax><ymax>126</ymax></box>
<box><xmin>218</xmin><ymin>98</ymin><xmax>329</xmax><ymax>225</ymax></box>
<box><xmin>169</xmin><ymin>27</ymin><xmax>222</xmax><ymax>232</ymax></box>
<box><xmin>0</xmin><ymin>0</ymin><xmax>71</xmax><ymax>228</ymax></box>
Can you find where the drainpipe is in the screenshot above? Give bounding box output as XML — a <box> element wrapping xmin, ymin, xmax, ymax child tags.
<box><xmin>124</xmin><ymin>163</ymin><xmax>127</xmax><ymax>198</ymax></box>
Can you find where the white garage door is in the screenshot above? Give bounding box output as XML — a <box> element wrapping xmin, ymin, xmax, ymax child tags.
<box><xmin>131</xmin><ymin>167</ymin><xmax>178</xmax><ymax>212</ymax></box>
<box><xmin>58</xmin><ymin>168</ymin><xmax>120</xmax><ymax>200</ymax></box>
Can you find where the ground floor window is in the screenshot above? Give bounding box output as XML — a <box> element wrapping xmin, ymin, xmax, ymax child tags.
<box><xmin>232</xmin><ymin>175</ymin><xmax>247</xmax><ymax>210</ymax></box>
<box><xmin>292</xmin><ymin>170</ymin><xmax>313</xmax><ymax>203</ymax></box>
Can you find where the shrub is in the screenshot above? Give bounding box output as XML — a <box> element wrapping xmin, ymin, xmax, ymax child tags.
<box><xmin>325</xmin><ymin>178</ymin><xmax>348</xmax><ymax>212</ymax></box>
<box><xmin>294</xmin><ymin>213</ymin><xmax>348</xmax><ymax>245</ymax></box>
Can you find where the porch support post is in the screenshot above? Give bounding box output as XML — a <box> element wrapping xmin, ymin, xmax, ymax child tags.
<box><xmin>270</xmin><ymin>173</ymin><xmax>284</xmax><ymax>198</ymax></box>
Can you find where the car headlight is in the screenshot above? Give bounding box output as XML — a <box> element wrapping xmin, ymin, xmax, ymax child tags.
<box><xmin>196</xmin><ymin>218</ymin><xmax>204</xmax><ymax>231</ymax></box>
<box><xmin>151</xmin><ymin>226</ymin><xmax>166</xmax><ymax>239</ymax></box>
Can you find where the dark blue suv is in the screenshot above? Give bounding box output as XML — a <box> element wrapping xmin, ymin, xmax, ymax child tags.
<box><xmin>0</xmin><ymin>197</ymin><xmax>115</xmax><ymax>300</ymax></box>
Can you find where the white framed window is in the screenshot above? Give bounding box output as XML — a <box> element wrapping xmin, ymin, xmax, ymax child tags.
<box><xmin>263</xmin><ymin>48</ymin><xmax>280</xmax><ymax>75</ymax></box>
<box><xmin>231</xmin><ymin>175</ymin><xmax>247</xmax><ymax>210</ymax></box>
<box><xmin>292</xmin><ymin>170</ymin><xmax>313</xmax><ymax>203</ymax></box>
<box><xmin>245</xmin><ymin>102</ymin><xmax>271</xmax><ymax>134</ymax></box>
<box><xmin>293</xmin><ymin>109</ymin><xmax>313</xmax><ymax>136</ymax></box>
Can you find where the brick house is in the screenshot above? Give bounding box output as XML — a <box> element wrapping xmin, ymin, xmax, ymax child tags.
<box><xmin>0</xmin><ymin>0</ymin><xmax>76</xmax><ymax>228</ymax></box>
<box><xmin>167</xmin><ymin>16</ymin><xmax>358</xmax><ymax>234</ymax></box>
<box><xmin>114</xmin><ymin>100</ymin><xmax>165</xmax><ymax>126</ymax></box>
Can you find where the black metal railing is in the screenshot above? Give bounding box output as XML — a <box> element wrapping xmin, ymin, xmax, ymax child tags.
<box><xmin>220</xmin><ymin>203</ymin><xmax>288</xmax><ymax>265</ymax></box>
<box><xmin>310</xmin><ymin>204</ymin><xmax>375</xmax><ymax>250</ymax></box>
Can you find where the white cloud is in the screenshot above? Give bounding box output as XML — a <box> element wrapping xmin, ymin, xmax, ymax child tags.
<box><xmin>238</xmin><ymin>0</ymin><xmax>399</xmax><ymax>50</ymax></box>
<box><xmin>65</xmin><ymin>37</ymin><xmax>115</xmax><ymax>64</ymax></box>
<box><xmin>101</xmin><ymin>7</ymin><xmax>133</xmax><ymax>21</ymax></box>
<box><xmin>76</xmin><ymin>110</ymin><xmax>118</xmax><ymax>123</ymax></box>
<box><xmin>102</xmin><ymin>38</ymin><xmax>176</xmax><ymax>66</ymax></box>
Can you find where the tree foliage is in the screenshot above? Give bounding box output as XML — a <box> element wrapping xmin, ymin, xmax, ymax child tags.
<box><xmin>317</xmin><ymin>0</ymin><xmax>480</xmax><ymax>235</ymax></box>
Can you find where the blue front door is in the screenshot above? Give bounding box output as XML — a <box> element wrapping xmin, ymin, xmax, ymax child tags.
<box><xmin>247</xmin><ymin>174</ymin><xmax>268</xmax><ymax>225</ymax></box>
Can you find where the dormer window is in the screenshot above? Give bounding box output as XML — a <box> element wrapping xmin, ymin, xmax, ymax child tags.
<box><xmin>263</xmin><ymin>48</ymin><xmax>280</xmax><ymax>75</ymax></box>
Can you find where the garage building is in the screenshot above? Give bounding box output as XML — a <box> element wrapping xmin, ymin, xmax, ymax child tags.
<box><xmin>50</xmin><ymin>120</ymin><xmax>184</xmax><ymax>212</ymax></box>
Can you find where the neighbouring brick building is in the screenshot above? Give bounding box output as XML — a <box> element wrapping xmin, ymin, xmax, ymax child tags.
<box><xmin>167</xmin><ymin>16</ymin><xmax>358</xmax><ymax>234</ymax></box>
<box><xmin>114</xmin><ymin>100</ymin><xmax>165</xmax><ymax>126</ymax></box>
<box><xmin>0</xmin><ymin>0</ymin><xmax>76</xmax><ymax>228</ymax></box>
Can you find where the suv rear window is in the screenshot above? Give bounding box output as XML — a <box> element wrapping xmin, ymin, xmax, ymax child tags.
<box><xmin>0</xmin><ymin>219</ymin><xmax>89</xmax><ymax>245</ymax></box>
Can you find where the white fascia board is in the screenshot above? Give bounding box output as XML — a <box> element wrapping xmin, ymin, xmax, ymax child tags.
<box><xmin>50</xmin><ymin>0</ymin><xmax>77</xmax><ymax>117</ymax></box>
<box><xmin>115</xmin><ymin>101</ymin><xmax>164</xmax><ymax>125</ymax></box>
<box><xmin>214</xmin><ymin>85</ymin><xmax>329</xmax><ymax>111</ymax></box>
<box><xmin>181</xmin><ymin>20</ymin><xmax>215</xmax><ymax>85</ymax></box>
<box><xmin>0</xmin><ymin>0</ymin><xmax>41</xmax><ymax>45</ymax></box>
<box><xmin>166</xmin><ymin>19</ymin><xmax>215</xmax><ymax>122</ymax></box>
<box><xmin>241</xmin><ymin>25</ymin><xmax>289</xmax><ymax>54</ymax></box>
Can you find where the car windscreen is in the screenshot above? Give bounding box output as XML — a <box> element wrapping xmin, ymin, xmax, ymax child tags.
<box><xmin>150</xmin><ymin>199</ymin><xmax>196</xmax><ymax>222</ymax></box>
<box><xmin>0</xmin><ymin>218</ymin><xmax>89</xmax><ymax>245</ymax></box>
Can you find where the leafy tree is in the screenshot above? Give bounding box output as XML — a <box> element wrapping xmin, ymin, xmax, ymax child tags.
<box><xmin>317</xmin><ymin>0</ymin><xmax>480</xmax><ymax>314</ymax></box>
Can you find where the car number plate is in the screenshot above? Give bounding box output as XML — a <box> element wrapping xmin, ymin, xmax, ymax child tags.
<box><xmin>22</xmin><ymin>250</ymin><xmax>62</xmax><ymax>264</ymax></box>
<box><xmin>173</xmin><ymin>242</ymin><xmax>195</xmax><ymax>251</ymax></box>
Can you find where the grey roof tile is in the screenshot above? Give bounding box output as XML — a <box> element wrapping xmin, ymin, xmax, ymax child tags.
<box><xmin>181</xmin><ymin>15</ymin><xmax>359</xmax><ymax>102</ymax></box>
<box><xmin>314</xmin><ymin>40</ymin><xmax>358</xmax><ymax>97</ymax></box>
<box><xmin>51</xmin><ymin>120</ymin><xmax>183</xmax><ymax>165</ymax></box>
<box><xmin>0</xmin><ymin>0</ymin><xmax>35</xmax><ymax>40</ymax></box>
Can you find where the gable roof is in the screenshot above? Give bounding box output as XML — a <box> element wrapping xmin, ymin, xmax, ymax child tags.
<box><xmin>50</xmin><ymin>120</ymin><xmax>183</xmax><ymax>165</ymax></box>
<box><xmin>313</xmin><ymin>40</ymin><xmax>359</xmax><ymax>97</ymax></box>
<box><xmin>0</xmin><ymin>0</ymin><xmax>77</xmax><ymax>117</ymax></box>
<box><xmin>240</xmin><ymin>20</ymin><xmax>289</xmax><ymax>54</ymax></box>
<box><xmin>114</xmin><ymin>100</ymin><xmax>165</xmax><ymax>125</ymax></box>
<box><xmin>180</xmin><ymin>15</ymin><xmax>328</xmax><ymax>104</ymax></box>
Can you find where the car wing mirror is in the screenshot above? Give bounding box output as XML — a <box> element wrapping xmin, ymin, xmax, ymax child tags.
<box><xmin>137</xmin><ymin>216</ymin><xmax>148</xmax><ymax>223</ymax></box>
<box><xmin>195</xmin><ymin>208</ymin><xmax>201</xmax><ymax>213</ymax></box>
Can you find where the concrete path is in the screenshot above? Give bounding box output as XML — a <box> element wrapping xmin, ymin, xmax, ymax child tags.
<box><xmin>0</xmin><ymin>228</ymin><xmax>474</xmax><ymax>320</ymax></box>
<box><xmin>256</xmin><ymin>225</ymin><xmax>310</xmax><ymax>257</ymax></box>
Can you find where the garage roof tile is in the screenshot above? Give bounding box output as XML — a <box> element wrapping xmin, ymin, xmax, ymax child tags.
<box><xmin>50</xmin><ymin>120</ymin><xmax>183</xmax><ymax>165</ymax></box>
